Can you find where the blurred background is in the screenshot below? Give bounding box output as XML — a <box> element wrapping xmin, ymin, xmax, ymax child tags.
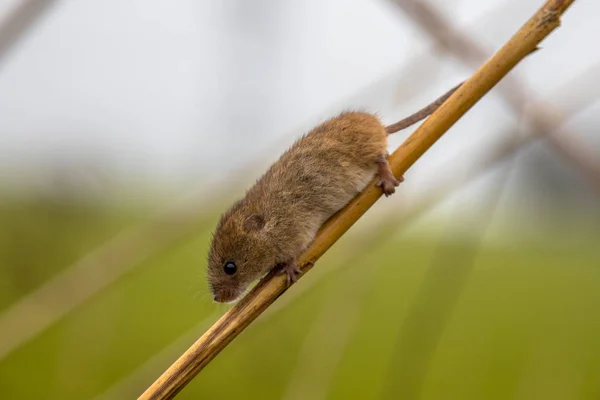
<box><xmin>0</xmin><ymin>0</ymin><xmax>599</xmax><ymax>398</ymax></box>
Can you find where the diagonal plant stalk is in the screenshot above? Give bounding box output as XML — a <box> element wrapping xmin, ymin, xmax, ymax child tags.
<box><xmin>101</xmin><ymin>69</ymin><xmax>596</xmax><ymax>399</ymax></box>
<box><xmin>140</xmin><ymin>1</ymin><xmax>576</xmax><ymax>398</ymax></box>
<box><xmin>99</xmin><ymin>60</ymin><xmax>598</xmax><ymax>400</ymax></box>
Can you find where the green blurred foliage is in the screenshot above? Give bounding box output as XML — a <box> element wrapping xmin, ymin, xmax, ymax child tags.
<box><xmin>0</xmin><ymin>200</ymin><xmax>146</xmax><ymax>311</ymax></box>
<box><xmin>0</xmin><ymin>199</ymin><xmax>599</xmax><ymax>399</ymax></box>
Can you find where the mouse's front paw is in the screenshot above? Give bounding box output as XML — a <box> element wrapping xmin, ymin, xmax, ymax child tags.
<box><xmin>277</xmin><ymin>259</ymin><xmax>302</xmax><ymax>286</ymax></box>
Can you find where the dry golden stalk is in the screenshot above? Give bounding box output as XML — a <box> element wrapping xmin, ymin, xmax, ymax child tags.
<box><xmin>139</xmin><ymin>1</ymin><xmax>576</xmax><ymax>398</ymax></box>
<box><xmin>111</xmin><ymin>62</ymin><xmax>600</xmax><ymax>400</ymax></box>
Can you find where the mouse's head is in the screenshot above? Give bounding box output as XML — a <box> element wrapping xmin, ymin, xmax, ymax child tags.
<box><xmin>207</xmin><ymin>205</ymin><xmax>277</xmax><ymax>303</ymax></box>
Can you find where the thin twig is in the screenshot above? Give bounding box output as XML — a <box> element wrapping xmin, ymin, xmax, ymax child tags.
<box><xmin>139</xmin><ymin>1</ymin><xmax>576</xmax><ymax>398</ymax></box>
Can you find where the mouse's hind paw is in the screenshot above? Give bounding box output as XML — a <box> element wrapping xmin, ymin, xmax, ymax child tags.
<box><xmin>376</xmin><ymin>153</ymin><xmax>404</xmax><ymax>197</ymax></box>
<box><xmin>377</xmin><ymin>175</ymin><xmax>402</xmax><ymax>196</ymax></box>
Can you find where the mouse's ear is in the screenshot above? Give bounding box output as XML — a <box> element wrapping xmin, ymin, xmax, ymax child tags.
<box><xmin>243</xmin><ymin>214</ymin><xmax>265</xmax><ymax>233</ymax></box>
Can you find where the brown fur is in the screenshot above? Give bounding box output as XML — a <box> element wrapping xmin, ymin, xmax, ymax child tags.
<box><xmin>207</xmin><ymin>112</ymin><xmax>390</xmax><ymax>302</ymax></box>
<box><xmin>206</xmin><ymin>82</ymin><xmax>462</xmax><ymax>302</ymax></box>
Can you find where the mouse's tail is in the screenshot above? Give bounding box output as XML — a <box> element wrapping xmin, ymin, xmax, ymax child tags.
<box><xmin>385</xmin><ymin>82</ymin><xmax>463</xmax><ymax>134</ymax></box>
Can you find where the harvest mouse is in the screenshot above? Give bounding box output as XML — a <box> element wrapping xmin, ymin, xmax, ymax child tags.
<box><xmin>207</xmin><ymin>83</ymin><xmax>461</xmax><ymax>302</ymax></box>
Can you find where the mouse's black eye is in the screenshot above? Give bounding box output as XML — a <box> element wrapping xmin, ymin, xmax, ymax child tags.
<box><xmin>223</xmin><ymin>261</ymin><xmax>237</xmax><ymax>275</ymax></box>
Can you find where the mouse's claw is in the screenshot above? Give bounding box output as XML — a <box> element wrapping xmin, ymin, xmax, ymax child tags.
<box><xmin>277</xmin><ymin>259</ymin><xmax>302</xmax><ymax>286</ymax></box>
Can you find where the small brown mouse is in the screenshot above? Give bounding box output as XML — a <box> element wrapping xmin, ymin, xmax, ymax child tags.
<box><xmin>207</xmin><ymin>83</ymin><xmax>461</xmax><ymax>302</ymax></box>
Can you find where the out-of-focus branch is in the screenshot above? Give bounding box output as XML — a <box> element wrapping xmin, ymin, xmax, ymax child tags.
<box><xmin>140</xmin><ymin>1</ymin><xmax>576</xmax><ymax>398</ymax></box>
<box><xmin>0</xmin><ymin>0</ymin><xmax>57</xmax><ymax>66</ymax></box>
<box><xmin>393</xmin><ymin>0</ymin><xmax>600</xmax><ymax>192</ymax></box>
